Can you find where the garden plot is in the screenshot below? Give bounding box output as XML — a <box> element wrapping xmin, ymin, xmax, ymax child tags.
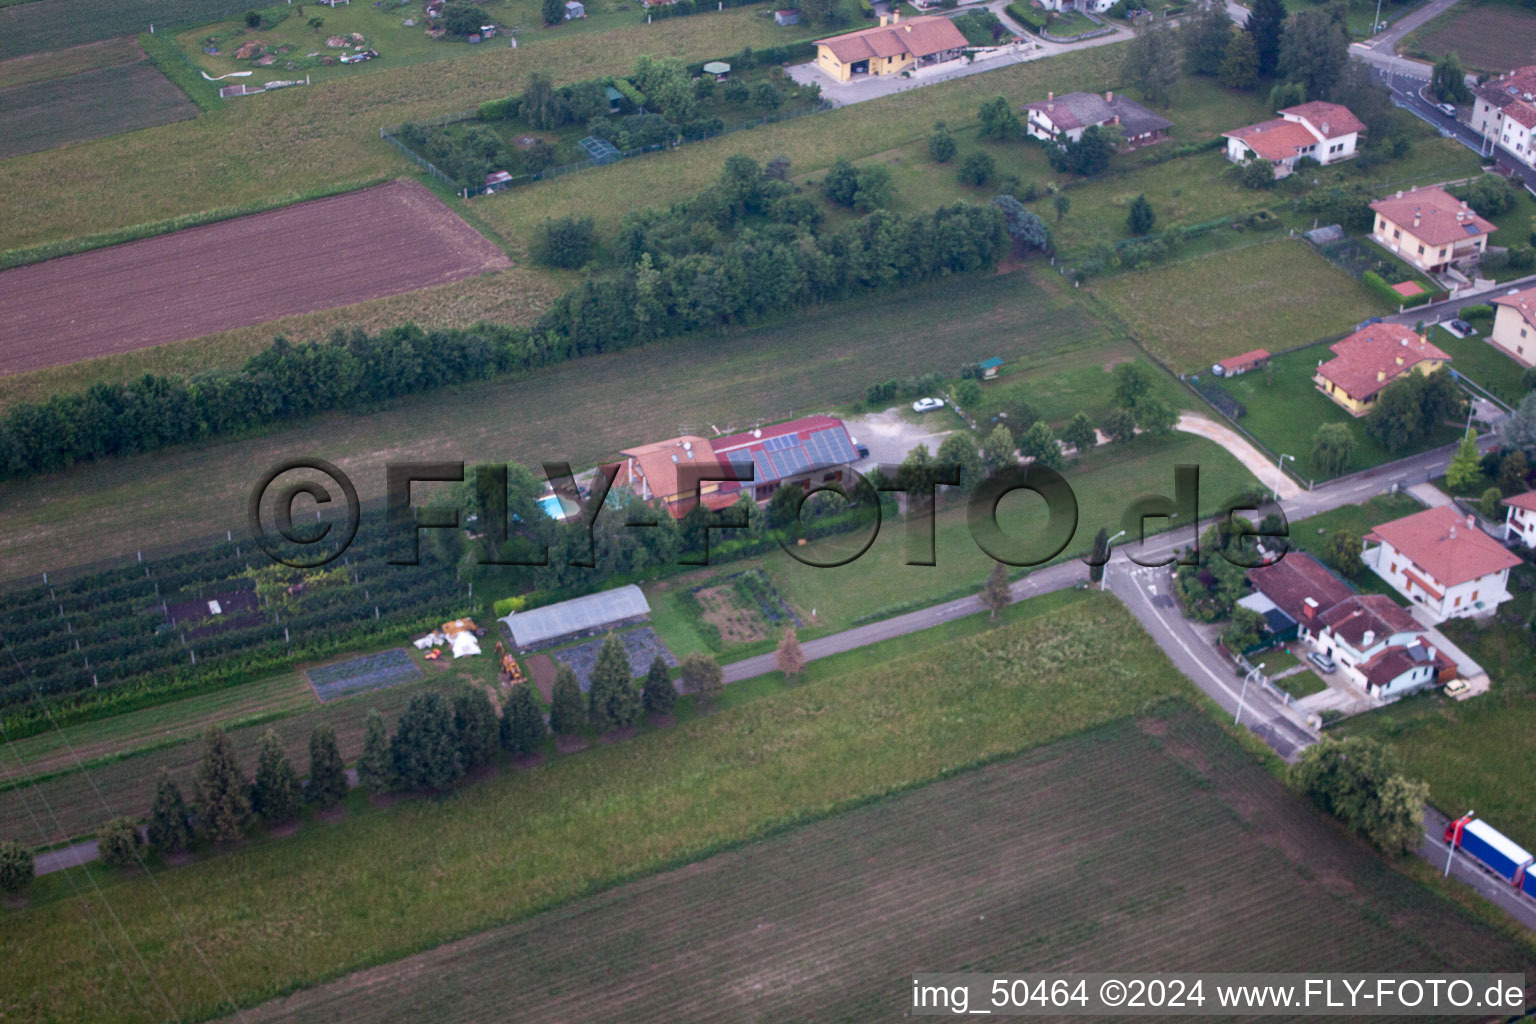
<box><xmin>0</xmin><ymin>60</ymin><xmax>197</xmax><ymax>159</ymax></box>
<box><xmin>551</xmin><ymin>628</ymin><xmax>675</xmax><ymax>690</ymax></box>
<box><xmin>306</xmin><ymin>648</ymin><xmax>422</xmax><ymax>703</ymax></box>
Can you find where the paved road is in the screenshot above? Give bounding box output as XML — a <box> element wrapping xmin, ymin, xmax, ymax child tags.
<box><xmin>1423</xmin><ymin>806</ymin><xmax>1536</xmax><ymax>930</ymax></box>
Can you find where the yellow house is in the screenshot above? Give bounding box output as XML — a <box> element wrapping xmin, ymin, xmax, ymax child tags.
<box><xmin>1313</xmin><ymin>322</ymin><xmax>1451</xmax><ymax>417</ymax></box>
<box><xmin>1490</xmin><ymin>284</ymin><xmax>1536</xmax><ymax>368</ymax></box>
<box><xmin>814</xmin><ymin>13</ymin><xmax>968</xmax><ymax>84</ymax></box>
<box><xmin>1369</xmin><ymin>187</ymin><xmax>1495</xmax><ymax>274</ymax></box>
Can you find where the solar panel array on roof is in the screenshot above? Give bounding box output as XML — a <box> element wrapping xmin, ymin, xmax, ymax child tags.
<box><xmin>500</xmin><ymin>584</ymin><xmax>650</xmax><ymax>650</ymax></box>
<box><xmin>763</xmin><ymin>434</ymin><xmax>798</xmax><ymax>452</ymax></box>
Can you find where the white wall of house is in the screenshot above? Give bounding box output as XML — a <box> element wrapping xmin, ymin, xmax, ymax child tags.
<box><xmin>1314</xmin><ymin>131</ymin><xmax>1358</xmax><ymax>164</ymax></box>
<box><xmin>1507</xmin><ymin>505</ymin><xmax>1536</xmax><ymax>547</ymax></box>
<box><xmin>1366</xmin><ymin>539</ymin><xmax>1512</xmax><ymax>620</ymax></box>
<box><xmin>1490</xmin><ymin>304</ymin><xmax>1536</xmax><ymax>368</ymax></box>
<box><xmin>1026</xmin><ymin>109</ymin><xmax>1083</xmax><ymax>143</ymax></box>
<box><xmin>1374</xmin><ymin>660</ymin><xmax>1437</xmax><ymax>698</ymax></box>
<box><xmin>1500</xmin><ymin>117</ymin><xmax>1536</xmax><ymax>167</ymax></box>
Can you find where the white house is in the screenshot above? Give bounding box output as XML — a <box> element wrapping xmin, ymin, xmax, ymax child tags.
<box><xmin>1472</xmin><ymin>66</ymin><xmax>1536</xmax><ymax>170</ymax></box>
<box><xmin>1490</xmin><ymin>285</ymin><xmax>1536</xmax><ymax>368</ymax></box>
<box><xmin>1035</xmin><ymin>0</ymin><xmax>1115</xmax><ymax>12</ymax></box>
<box><xmin>1504</xmin><ymin>491</ymin><xmax>1536</xmax><ymax>548</ymax></box>
<box><xmin>1222</xmin><ymin>101</ymin><xmax>1364</xmax><ymax>178</ymax></box>
<box><xmin>1022</xmin><ymin>90</ymin><xmax>1173</xmax><ymax>148</ymax></box>
<box><xmin>1369</xmin><ymin>187</ymin><xmax>1494</xmax><ymax>275</ymax></box>
<box><xmin>1364</xmin><ymin>506</ymin><xmax>1521</xmax><ymax>622</ymax></box>
<box><xmin>1314</xmin><ymin>594</ymin><xmax>1441</xmax><ymax>699</ymax></box>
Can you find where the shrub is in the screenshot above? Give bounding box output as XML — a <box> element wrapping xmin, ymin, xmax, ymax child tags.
<box><xmin>0</xmin><ymin>842</ymin><xmax>32</xmax><ymax>894</ymax></box>
<box><xmin>534</xmin><ymin>216</ymin><xmax>597</xmax><ymax>269</ymax></box>
<box><xmin>493</xmin><ymin>595</ymin><xmax>528</xmax><ymax>617</ymax></box>
<box><xmin>1458</xmin><ymin>303</ymin><xmax>1492</xmax><ymax>320</ymax></box>
<box><xmin>957</xmin><ymin>151</ymin><xmax>995</xmax><ymax>186</ymax></box>
<box><xmin>97</xmin><ymin>817</ymin><xmax>143</xmax><ymax>869</ymax></box>
<box><xmin>244</xmin><ymin>10</ymin><xmax>262</xmax><ymax>27</ymax></box>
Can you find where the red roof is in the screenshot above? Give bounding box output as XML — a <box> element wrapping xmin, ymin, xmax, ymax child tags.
<box><xmin>816</xmin><ymin>15</ymin><xmax>966</xmax><ymax>63</ymax></box>
<box><xmin>711</xmin><ymin>415</ymin><xmax>859</xmax><ymax>493</ymax></box>
<box><xmin>1314</xmin><ymin>323</ymin><xmax>1449</xmax><ymax>402</ymax></box>
<box><xmin>1507</xmin><ymin>99</ymin><xmax>1536</xmax><ymax>129</ymax></box>
<box><xmin>1223</xmin><ymin>118</ymin><xmax>1319</xmax><ymax>162</ymax></box>
<box><xmin>1219</xmin><ymin>348</ymin><xmax>1270</xmax><ymax>372</ymax></box>
<box><xmin>1279</xmin><ymin>101</ymin><xmax>1366</xmax><ymax>139</ymax></box>
<box><xmin>1492</xmin><ymin>284</ymin><xmax>1536</xmax><ymax>331</ymax></box>
<box><xmin>1318</xmin><ymin>594</ymin><xmax>1420</xmax><ymax>649</ymax></box>
<box><xmin>1247</xmin><ymin>552</ymin><xmax>1355</xmax><ymax>625</ymax></box>
<box><xmin>1365</xmin><ymin>506</ymin><xmax>1522</xmax><ymax>588</ymax></box>
<box><xmin>1369</xmin><ymin>186</ymin><xmax>1497</xmax><ymax>247</ymax></box>
<box><xmin>1503</xmin><ymin>490</ymin><xmax>1536</xmax><ymax>511</ymax></box>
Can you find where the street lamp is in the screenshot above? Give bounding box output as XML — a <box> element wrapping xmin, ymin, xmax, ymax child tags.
<box><xmin>1274</xmin><ymin>453</ymin><xmax>1295</xmax><ymax>502</ymax></box>
<box><xmin>1101</xmin><ymin>529</ymin><xmax>1127</xmax><ymax>587</ymax></box>
<box><xmin>1235</xmin><ymin>662</ymin><xmax>1265</xmax><ymax>726</ymax></box>
<box><xmin>1445</xmin><ymin>811</ymin><xmax>1471</xmax><ymax>877</ymax></box>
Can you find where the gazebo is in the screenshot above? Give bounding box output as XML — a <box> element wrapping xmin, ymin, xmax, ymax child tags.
<box><xmin>701</xmin><ymin>60</ymin><xmax>730</xmax><ymax>80</ymax></box>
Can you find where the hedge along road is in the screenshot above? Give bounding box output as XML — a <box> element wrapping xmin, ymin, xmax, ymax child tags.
<box><xmin>0</xmin><ymin>180</ymin><xmax>509</xmax><ymax>374</ymax></box>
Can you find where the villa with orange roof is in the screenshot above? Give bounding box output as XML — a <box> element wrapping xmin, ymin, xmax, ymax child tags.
<box><xmin>813</xmin><ymin>13</ymin><xmax>967</xmax><ymax>84</ymax></box>
<box><xmin>1222</xmin><ymin>101</ymin><xmax>1364</xmax><ymax>178</ymax></box>
<box><xmin>1503</xmin><ymin>490</ymin><xmax>1536</xmax><ymax>548</ymax></box>
<box><xmin>1312</xmin><ymin>322</ymin><xmax>1450</xmax><ymax>416</ymax></box>
<box><xmin>1490</xmin><ymin>284</ymin><xmax>1536</xmax><ymax>367</ymax></box>
<box><xmin>1364</xmin><ymin>506</ymin><xmax>1521</xmax><ymax>621</ymax></box>
<box><xmin>1369</xmin><ymin>186</ymin><xmax>1495</xmax><ymax>274</ymax></box>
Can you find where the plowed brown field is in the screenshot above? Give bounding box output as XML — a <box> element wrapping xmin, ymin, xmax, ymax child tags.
<box><xmin>0</xmin><ymin>180</ymin><xmax>509</xmax><ymax>374</ymax></box>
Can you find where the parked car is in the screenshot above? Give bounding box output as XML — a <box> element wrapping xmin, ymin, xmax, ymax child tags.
<box><xmin>1308</xmin><ymin>650</ymin><xmax>1337</xmax><ymax>674</ymax></box>
<box><xmin>1444</xmin><ymin>678</ymin><xmax>1469</xmax><ymax>697</ymax></box>
<box><xmin>855</xmin><ymin>443</ymin><xmax>870</xmax><ymax>460</ymax></box>
<box><xmin>1448</xmin><ymin>318</ymin><xmax>1477</xmax><ymax>337</ymax></box>
<box><xmin>1438</xmin><ymin>102</ymin><xmax>1457</xmax><ymax>117</ymax></box>
<box><xmin>1355</xmin><ymin>316</ymin><xmax>1383</xmax><ymax>331</ymax></box>
<box><xmin>912</xmin><ymin>397</ymin><xmax>945</xmax><ymax>413</ymax></box>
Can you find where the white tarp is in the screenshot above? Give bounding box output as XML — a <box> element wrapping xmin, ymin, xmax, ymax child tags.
<box><xmin>500</xmin><ymin>584</ymin><xmax>650</xmax><ymax>650</ymax></box>
<box><xmin>451</xmin><ymin>632</ymin><xmax>481</xmax><ymax>658</ymax></box>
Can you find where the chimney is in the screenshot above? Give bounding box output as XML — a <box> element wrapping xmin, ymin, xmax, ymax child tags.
<box><xmin>1363</xmin><ymin>629</ymin><xmax>1375</xmax><ymax>647</ymax></box>
<box><xmin>1047</xmin><ymin>90</ymin><xmax>1053</xmax><ymax>101</ymax></box>
<box><xmin>903</xmin><ymin>21</ymin><xmax>911</xmax><ymax>30</ymax></box>
<box><xmin>892</xmin><ymin>9</ymin><xmax>899</xmax><ymax>20</ymax></box>
<box><xmin>1426</xmin><ymin>644</ymin><xmax>1437</xmax><ymax>661</ymax></box>
<box><xmin>879</xmin><ymin>12</ymin><xmax>888</xmax><ymax>24</ymax></box>
<box><xmin>1105</xmin><ymin>89</ymin><xmax>1114</xmax><ymax>102</ymax></box>
<box><xmin>1303</xmin><ymin>597</ymin><xmax>1318</xmax><ymax>619</ymax></box>
<box><xmin>1467</xmin><ymin>513</ymin><xmax>1476</xmax><ymax>529</ymax></box>
<box><xmin>1396</xmin><ymin>355</ymin><xmax>1404</xmax><ymax>366</ymax></box>
<box><xmin>1377</xmin><ymin>370</ymin><xmax>1386</xmax><ymax>382</ymax></box>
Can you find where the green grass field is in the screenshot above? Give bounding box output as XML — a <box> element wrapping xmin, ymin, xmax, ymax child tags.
<box><xmin>1285</xmin><ymin>0</ymin><xmax>1425</xmax><ymax>38</ymax></box>
<box><xmin>233</xmin><ymin>705</ymin><xmax>1528</xmax><ymax>1023</ymax></box>
<box><xmin>0</xmin><ymin>591</ymin><xmax>1189</xmax><ymax>1022</ymax></box>
<box><xmin>1427</xmin><ymin>323</ymin><xmax>1529</xmax><ymax>406</ymax></box>
<box><xmin>1400</xmin><ymin>0</ymin><xmax>1536</xmax><ymax>72</ymax></box>
<box><xmin>0</xmin><ymin>36</ymin><xmax>144</xmax><ymax>88</ymax></box>
<box><xmin>1217</xmin><ymin>342</ymin><xmax>1464</xmax><ymax>482</ymax></box>
<box><xmin>0</xmin><ymin>269</ymin><xmax>1108</xmax><ymax>580</ymax></box>
<box><xmin>1089</xmin><ymin>238</ymin><xmax>1385</xmax><ymax>374</ymax></box>
<box><xmin>0</xmin><ymin>60</ymin><xmax>197</xmax><ymax>159</ymax></box>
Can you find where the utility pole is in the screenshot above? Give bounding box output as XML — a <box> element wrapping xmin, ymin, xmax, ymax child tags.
<box><xmin>1235</xmin><ymin>662</ymin><xmax>1265</xmax><ymax>726</ymax></box>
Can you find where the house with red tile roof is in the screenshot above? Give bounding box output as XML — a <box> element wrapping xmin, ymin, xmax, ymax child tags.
<box><xmin>1490</xmin><ymin>284</ymin><xmax>1536</xmax><ymax>368</ymax></box>
<box><xmin>813</xmin><ymin>13</ymin><xmax>966</xmax><ymax>83</ymax></box>
<box><xmin>1471</xmin><ymin>65</ymin><xmax>1536</xmax><ymax>169</ymax></box>
<box><xmin>1312</xmin><ymin>322</ymin><xmax>1450</xmax><ymax>417</ymax></box>
<box><xmin>1502</xmin><ymin>490</ymin><xmax>1536</xmax><ymax>548</ymax></box>
<box><xmin>1222</xmin><ymin>102</ymin><xmax>1364</xmax><ymax>178</ymax></box>
<box><xmin>1369</xmin><ymin>186</ymin><xmax>1495</xmax><ymax>274</ymax></box>
<box><xmin>1364</xmin><ymin>506</ymin><xmax>1521</xmax><ymax>621</ymax></box>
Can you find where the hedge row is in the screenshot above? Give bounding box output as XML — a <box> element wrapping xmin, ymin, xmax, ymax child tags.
<box><xmin>684</xmin><ymin>41</ymin><xmax>817</xmax><ymax>77</ymax></box>
<box><xmin>1363</xmin><ymin>269</ymin><xmax>1435</xmax><ymax>309</ymax></box>
<box><xmin>1006</xmin><ymin>2</ymin><xmax>1048</xmax><ymax>30</ymax></box>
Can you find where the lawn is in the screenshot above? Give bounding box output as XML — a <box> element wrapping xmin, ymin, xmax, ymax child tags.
<box><xmin>1286</xmin><ymin>492</ymin><xmax>1424</xmax><ymax>597</ymax></box>
<box><xmin>1400</xmin><ymin>0</ymin><xmax>1536</xmax><ymax>73</ymax></box>
<box><xmin>4</xmin><ymin>593</ymin><xmax>1523</xmax><ymax>1023</ymax></box>
<box><xmin>1428</xmin><ymin>323</ymin><xmax>1530</xmax><ymax>407</ymax></box>
<box><xmin>1275</xmin><ymin>668</ymin><xmax>1328</xmax><ymax>699</ymax></box>
<box><xmin>1090</xmin><ymin>238</ymin><xmax>1386</xmax><ymax>375</ymax></box>
<box><xmin>232</xmin><ymin>705</ymin><xmax>1526</xmax><ymax>1023</ymax></box>
<box><xmin>1284</xmin><ymin>0</ymin><xmax>1427</xmax><ymax>38</ymax></box>
<box><xmin>1342</xmin><ymin>563</ymin><xmax>1536</xmax><ymax>844</ymax></box>
<box><xmin>0</xmin><ymin>60</ymin><xmax>197</xmax><ymax>159</ymax></box>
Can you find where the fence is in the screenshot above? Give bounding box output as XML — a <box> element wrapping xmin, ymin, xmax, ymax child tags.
<box><xmin>379</xmin><ymin>128</ymin><xmax>459</xmax><ymax>192</ymax></box>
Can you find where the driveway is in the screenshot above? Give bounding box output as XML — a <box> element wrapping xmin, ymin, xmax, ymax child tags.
<box><xmin>1177</xmin><ymin>413</ymin><xmax>1303</xmax><ymax>500</ymax></box>
<box><xmin>843</xmin><ymin>407</ymin><xmax>954</xmax><ymax>473</ymax></box>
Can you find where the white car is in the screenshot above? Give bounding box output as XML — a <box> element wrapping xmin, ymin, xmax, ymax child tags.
<box><xmin>1438</xmin><ymin>102</ymin><xmax>1457</xmax><ymax>117</ymax></box>
<box><xmin>912</xmin><ymin>397</ymin><xmax>945</xmax><ymax>413</ymax></box>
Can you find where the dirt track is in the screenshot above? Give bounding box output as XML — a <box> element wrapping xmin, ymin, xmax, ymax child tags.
<box><xmin>0</xmin><ymin>180</ymin><xmax>511</xmax><ymax>375</ymax></box>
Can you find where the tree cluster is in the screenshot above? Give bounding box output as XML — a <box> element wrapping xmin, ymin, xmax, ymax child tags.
<box><xmin>1364</xmin><ymin>369</ymin><xmax>1463</xmax><ymax>452</ymax></box>
<box><xmin>1289</xmin><ymin>736</ymin><xmax>1428</xmax><ymax>854</ymax></box>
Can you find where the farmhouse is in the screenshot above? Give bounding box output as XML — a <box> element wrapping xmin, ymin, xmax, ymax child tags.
<box><xmin>499</xmin><ymin>584</ymin><xmax>652</xmax><ymax>652</ymax></box>
<box><xmin>1472</xmin><ymin>65</ymin><xmax>1536</xmax><ymax>169</ymax></box>
<box><xmin>615</xmin><ymin>435</ymin><xmax>730</xmax><ymax>518</ymax></box>
<box><xmin>1489</xmin><ymin>284</ymin><xmax>1536</xmax><ymax>367</ymax></box>
<box><xmin>1363</xmin><ymin>506</ymin><xmax>1521</xmax><ymax>621</ymax></box>
<box><xmin>1022</xmin><ymin>90</ymin><xmax>1172</xmax><ymax>149</ymax></box>
<box><xmin>813</xmin><ymin>14</ymin><xmax>967</xmax><ymax>83</ymax></box>
<box><xmin>1312</xmin><ymin>322</ymin><xmax>1450</xmax><ymax>417</ymax></box>
<box><xmin>1246</xmin><ymin>552</ymin><xmax>1450</xmax><ymax>698</ymax></box>
<box><xmin>1369</xmin><ymin>187</ymin><xmax>1494</xmax><ymax>274</ymax></box>
<box><xmin>1502</xmin><ymin>490</ymin><xmax>1536</xmax><ymax>548</ymax></box>
<box><xmin>1222</xmin><ymin>101</ymin><xmax>1364</xmax><ymax>178</ymax></box>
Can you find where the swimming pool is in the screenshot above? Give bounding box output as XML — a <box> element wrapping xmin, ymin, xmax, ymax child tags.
<box><xmin>538</xmin><ymin>493</ymin><xmax>579</xmax><ymax>520</ymax></box>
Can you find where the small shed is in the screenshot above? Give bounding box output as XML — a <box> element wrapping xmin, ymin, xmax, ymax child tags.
<box><xmin>774</xmin><ymin>8</ymin><xmax>800</xmax><ymax>24</ymax></box>
<box><xmin>604</xmin><ymin>84</ymin><xmax>624</xmax><ymax>113</ymax></box>
<box><xmin>565</xmin><ymin>0</ymin><xmax>586</xmax><ymax>17</ymax></box>
<box><xmin>702</xmin><ymin>60</ymin><xmax>731</xmax><ymax>80</ymax></box>
<box><xmin>480</xmin><ymin>23</ymin><xmax>497</xmax><ymax>36</ymax></box>
<box><xmin>978</xmin><ymin>356</ymin><xmax>1003</xmax><ymax>380</ymax></box>
<box><xmin>1214</xmin><ymin>348</ymin><xmax>1270</xmax><ymax>377</ymax></box>
<box><xmin>484</xmin><ymin>170</ymin><xmax>514</xmax><ymax>192</ymax></box>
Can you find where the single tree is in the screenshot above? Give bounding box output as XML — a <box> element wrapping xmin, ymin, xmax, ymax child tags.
<box><xmin>453</xmin><ymin>688</ymin><xmax>502</xmax><ymax>769</ymax></box>
<box><xmin>1480</xmin><ymin>486</ymin><xmax>1505</xmax><ymax>519</ymax></box>
<box><xmin>1432</xmin><ymin>53</ymin><xmax>1472</xmax><ymax>106</ymax></box>
<box><xmin>500</xmin><ymin>683</ymin><xmax>549</xmax><ymax>754</ymax></box>
<box><xmin>193</xmin><ymin>726</ymin><xmax>251</xmax><ymax>844</ymax></box>
<box><xmin>1222</xmin><ymin>606</ymin><xmax>1266</xmax><ymax>653</ymax></box>
<box><xmin>1240</xmin><ymin>157</ymin><xmax>1275</xmax><ymax>189</ymax></box>
<box><xmin>1445</xmin><ymin>430</ymin><xmax>1482</xmax><ymax>492</ymax></box>
<box><xmin>1135</xmin><ymin>396</ymin><xmax>1177</xmax><ymax>437</ymax></box>
<box><xmin>1088</xmin><ymin>526</ymin><xmax>1110</xmax><ymax>584</ymax></box>
<box><xmin>1102</xmin><ymin>406</ymin><xmax>1138</xmax><ymax>443</ymax></box>
<box><xmin>678</xmin><ymin>652</ymin><xmax>725</xmax><ymax>707</ymax></box>
<box><xmin>957</xmin><ymin>151</ymin><xmax>996</xmax><ymax>187</ymax></box>
<box><xmin>776</xmin><ymin>627</ymin><xmax>807</xmax><ymax>677</ymax></box>
<box><xmin>306</xmin><ymin>723</ymin><xmax>348</xmax><ymax>810</ymax></box>
<box><xmin>1323</xmin><ymin>529</ymin><xmax>1364</xmax><ymax>577</ymax></box>
<box><xmin>147</xmin><ymin>769</ymin><xmax>192</xmax><ymax>856</ymax></box>
<box><xmin>542</xmin><ymin>0</ymin><xmax>564</xmax><ymax>25</ymax></box>
<box><xmin>1019</xmin><ymin>420</ymin><xmax>1063</xmax><ymax>469</ymax></box>
<box><xmin>992</xmin><ymin>194</ymin><xmax>1049</xmax><ymax>254</ymax></box>
<box><xmin>928</xmin><ymin>121</ymin><xmax>957</xmax><ymax>162</ymax></box>
<box><xmin>549</xmin><ymin>664</ymin><xmax>586</xmax><ymax>736</ymax></box>
<box><xmin>821</xmin><ymin>158</ymin><xmax>860</xmax><ymax>206</ymax></box>
<box><xmin>977</xmin><ymin>96</ymin><xmax>1021</xmax><ymax>140</ymax></box>
<box><xmin>981</xmin><ymin>423</ymin><xmax>1016</xmax><ymax>475</ymax></box>
<box><xmin>753</xmin><ymin>81</ymin><xmax>783</xmax><ymax>111</ymax></box>
<box><xmin>356</xmin><ymin>709</ymin><xmax>394</xmax><ymax>792</ymax></box>
<box><xmin>533</xmin><ymin>216</ymin><xmax>596</xmax><ymax>269</ymax></box>
<box><xmin>1053</xmin><ymin>194</ymin><xmax>1070</xmax><ymax>222</ymax></box>
<box><xmin>0</xmin><ymin>841</ymin><xmax>32</xmax><ymax>895</ymax></box>
<box><xmin>936</xmin><ymin>431</ymin><xmax>983</xmax><ymax>487</ymax></box>
<box><xmin>1182</xmin><ymin>0</ymin><xmax>1233</xmax><ymax>76</ymax></box>
<box><xmin>1289</xmin><ymin>736</ymin><xmax>1428</xmax><ymax>854</ymax></box>
<box><xmin>1113</xmin><ymin>361</ymin><xmax>1151</xmax><ymax>408</ymax></box>
<box><xmin>1246</xmin><ymin>0</ymin><xmax>1286</xmax><ymax>75</ymax></box>
<box><xmin>852</xmin><ymin>165</ymin><xmax>893</xmax><ymax>212</ymax></box>
<box><xmin>641</xmin><ymin>655</ymin><xmax>678</xmax><ymax>716</ymax></box>
<box><xmin>1498</xmin><ymin>451</ymin><xmax>1529</xmax><ymax>495</ymax></box>
<box><xmin>1219</xmin><ymin>29</ymin><xmax>1260</xmax><ymax>90</ymax></box>
<box><xmin>1500</xmin><ymin>391</ymin><xmax>1536</xmax><ymax>453</ymax></box>
<box><xmin>1124</xmin><ymin>19</ymin><xmax>1179</xmax><ymax>105</ymax></box>
<box><xmin>444</xmin><ymin>1</ymin><xmax>485</xmax><ymax>33</ymax></box>
<box><xmin>979</xmin><ymin>561</ymin><xmax>1012</xmax><ymax>619</ymax></box>
<box><xmin>1061</xmin><ymin>411</ymin><xmax>1098</xmax><ymax>456</ymax></box>
<box><xmin>390</xmin><ymin>691</ymin><xmax>464</xmax><ymax>791</ymax></box>
<box><xmin>244</xmin><ymin>9</ymin><xmax>262</xmax><ymax>27</ymax></box>
<box><xmin>1279</xmin><ymin>9</ymin><xmax>1348</xmax><ymax>100</ymax></box>
<box><xmin>97</xmin><ymin>817</ymin><xmax>143</xmax><ymax>870</ymax></box>
<box><xmin>251</xmin><ymin>728</ymin><xmax>301</xmax><ymax>825</ymax></box>
<box><xmin>1126</xmin><ymin>194</ymin><xmax>1156</xmax><ymax>236</ymax></box>
<box><xmin>588</xmin><ymin>634</ymin><xmax>643</xmax><ymax>730</ymax></box>
<box><xmin>1310</xmin><ymin>422</ymin><xmax>1356</xmax><ymax>477</ymax></box>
